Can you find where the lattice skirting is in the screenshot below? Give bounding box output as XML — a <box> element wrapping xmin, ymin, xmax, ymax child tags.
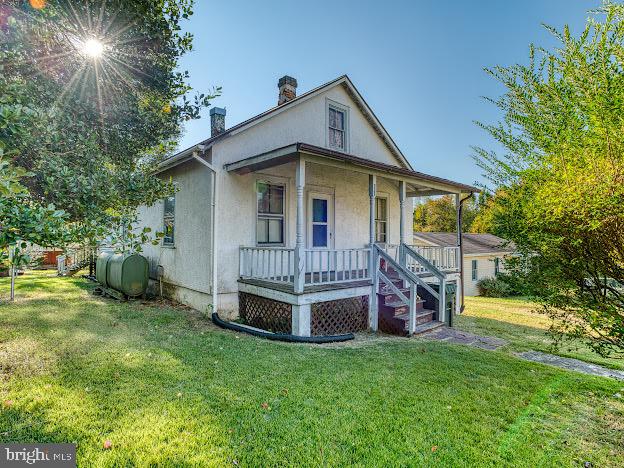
<box><xmin>239</xmin><ymin>292</ymin><xmax>292</xmax><ymax>334</ymax></box>
<box><xmin>311</xmin><ymin>296</ymin><xmax>369</xmax><ymax>336</ymax></box>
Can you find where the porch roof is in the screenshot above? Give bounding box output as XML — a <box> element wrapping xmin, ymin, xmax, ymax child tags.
<box><xmin>224</xmin><ymin>142</ymin><xmax>479</xmax><ymax>196</ymax></box>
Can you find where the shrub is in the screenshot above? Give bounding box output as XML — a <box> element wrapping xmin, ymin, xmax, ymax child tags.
<box><xmin>477</xmin><ymin>277</ymin><xmax>512</xmax><ymax>297</ymax></box>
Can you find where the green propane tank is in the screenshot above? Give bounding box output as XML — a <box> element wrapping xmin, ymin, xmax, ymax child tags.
<box><xmin>106</xmin><ymin>253</ymin><xmax>149</xmax><ymax>297</ymax></box>
<box><xmin>95</xmin><ymin>251</ymin><xmax>114</xmax><ymax>287</ymax></box>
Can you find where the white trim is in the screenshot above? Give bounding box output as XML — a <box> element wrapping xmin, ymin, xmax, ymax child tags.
<box><xmin>374</xmin><ymin>193</ymin><xmax>389</xmax><ymax>244</ymax></box>
<box><xmin>306</xmin><ymin>191</ymin><xmax>334</xmax><ymax>249</ymax></box>
<box><xmin>325</xmin><ymin>98</ymin><xmax>350</xmax><ymax>153</ymax></box>
<box><xmin>237</xmin><ymin>281</ymin><xmax>372</xmax><ymax>305</ymax></box>
<box><xmin>162</xmin><ymin>191</ymin><xmax>176</xmax><ymax>247</ymax></box>
<box><xmin>254</xmin><ymin>176</ymin><xmax>289</xmax><ymax>247</ymax></box>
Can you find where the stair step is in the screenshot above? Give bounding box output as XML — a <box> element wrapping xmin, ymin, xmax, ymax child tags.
<box><xmin>393</xmin><ymin>310</ymin><xmax>435</xmax><ymax>327</ymax></box>
<box><xmin>410</xmin><ymin>320</ymin><xmax>444</xmax><ymax>335</ymax></box>
<box><xmin>377</xmin><ymin>288</ymin><xmax>410</xmax><ymax>296</ymax></box>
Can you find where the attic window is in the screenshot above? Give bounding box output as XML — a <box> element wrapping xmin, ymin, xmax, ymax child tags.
<box><xmin>327</xmin><ymin>102</ymin><xmax>348</xmax><ymax>151</ymax></box>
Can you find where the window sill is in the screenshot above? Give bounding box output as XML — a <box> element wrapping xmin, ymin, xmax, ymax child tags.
<box><xmin>162</xmin><ymin>244</ymin><xmax>176</xmax><ymax>249</ymax></box>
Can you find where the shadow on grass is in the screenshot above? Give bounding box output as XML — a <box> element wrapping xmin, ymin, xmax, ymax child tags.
<box><xmin>1</xmin><ymin>274</ymin><xmax>623</xmax><ymax>465</ymax></box>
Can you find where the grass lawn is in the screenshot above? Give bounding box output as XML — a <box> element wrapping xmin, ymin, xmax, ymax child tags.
<box><xmin>0</xmin><ymin>272</ymin><xmax>623</xmax><ymax>466</ymax></box>
<box><xmin>457</xmin><ymin>296</ymin><xmax>624</xmax><ymax>371</ymax></box>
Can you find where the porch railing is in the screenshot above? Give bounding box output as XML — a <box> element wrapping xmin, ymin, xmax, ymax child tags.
<box><xmin>239</xmin><ymin>247</ymin><xmax>295</xmax><ymax>283</ymax></box>
<box><xmin>383</xmin><ymin>244</ymin><xmax>459</xmax><ymax>273</ymax></box>
<box><xmin>239</xmin><ymin>246</ymin><xmax>371</xmax><ymax>287</ymax></box>
<box><xmin>304</xmin><ymin>248</ymin><xmax>370</xmax><ymax>285</ymax></box>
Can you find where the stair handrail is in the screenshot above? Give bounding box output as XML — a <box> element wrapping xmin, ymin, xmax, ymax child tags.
<box><xmin>374</xmin><ymin>245</ymin><xmax>439</xmax><ymax>300</ymax></box>
<box><xmin>377</xmin><ymin>269</ymin><xmax>409</xmax><ymax>304</ymax></box>
<box><xmin>401</xmin><ymin>244</ymin><xmax>445</xmax><ymax>281</ymax></box>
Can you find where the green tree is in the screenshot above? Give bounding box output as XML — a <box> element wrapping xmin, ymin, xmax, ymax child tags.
<box><xmin>473</xmin><ymin>2</ymin><xmax>624</xmax><ymax>356</ymax></box>
<box><xmin>1</xmin><ymin>0</ymin><xmax>218</xmax><ymax>240</ymax></box>
<box><xmin>1</xmin><ymin>1</ymin><xmax>218</xmax><ymax>298</ymax></box>
<box><xmin>413</xmin><ymin>195</ymin><xmax>480</xmax><ymax>232</ymax></box>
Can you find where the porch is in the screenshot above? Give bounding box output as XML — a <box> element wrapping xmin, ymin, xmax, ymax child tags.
<box><xmin>224</xmin><ymin>142</ymin><xmax>474</xmax><ymax>337</ymax></box>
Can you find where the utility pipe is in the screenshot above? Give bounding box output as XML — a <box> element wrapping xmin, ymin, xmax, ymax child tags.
<box><xmin>192</xmin><ymin>149</ymin><xmax>219</xmax><ymax>316</ymax></box>
<box><xmin>457</xmin><ymin>192</ymin><xmax>474</xmax><ymax>313</ymax></box>
<box><xmin>212</xmin><ymin>313</ymin><xmax>354</xmax><ymax>343</ymax></box>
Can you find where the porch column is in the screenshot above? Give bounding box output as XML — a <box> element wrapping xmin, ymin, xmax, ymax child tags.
<box><xmin>368</xmin><ymin>174</ymin><xmax>378</xmax><ymax>331</ymax></box>
<box><xmin>292</xmin><ymin>304</ymin><xmax>311</xmax><ymax>337</ymax></box>
<box><xmin>399</xmin><ymin>181</ymin><xmax>406</xmax><ymax>245</ymax></box>
<box><xmin>369</xmin><ymin>175</ymin><xmax>377</xmax><ymax>245</ymax></box>
<box><xmin>455</xmin><ymin>193</ymin><xmax>463</xmax><ymax>315</ymax></box>
<box><xmin>294</xmin><ymin>158</ymin><xmax>306</xmax><ymax>293</ymax></box>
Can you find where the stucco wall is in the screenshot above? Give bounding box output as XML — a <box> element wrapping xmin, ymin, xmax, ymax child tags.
<box><xmin>136</xmin><ymin>159</ymin><xmax>214</xmax><ymax>312</ymax></box>
<box><xmin>215</xmin><ymin>161</ymin><xmax>411</xmax><ymax>315</ymax></box>
<box><xmin>213</xmin><ymin>85</ymin><xmax>405</xmax><ymax>168</ymax></box>
<box><xmin>134</xmin><ymin>82</ymin><xmax>417</xmax><ymax>315</ymax></box>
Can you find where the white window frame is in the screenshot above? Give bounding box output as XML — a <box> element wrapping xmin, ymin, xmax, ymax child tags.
<box><xmin>162</xmin><ymin>194</ymin><xmax>176</xmax><ymax>247</ymax></box>
<box><xmin>326</xmin><ymin>99</ymin><xmax>350</xmax><ymax>152</ymax></box>
<box><xmin>471</xmin><ymin>259</ymin><xmax>478</xmax><ymax>281</ymax></box>
<box><xmin>374</xmin><ymin>195</ymin><xmax>388</xmax><ymax>244</ymax></box>
<box><xmin>307</xmin><ymin>191</ymin><xmax>334</xmax><ymax>249</ymax></box>
<box><xmin>255</xmin><ymin>179</ymin><xmax>287</xmax><ymax>247</ymax></box>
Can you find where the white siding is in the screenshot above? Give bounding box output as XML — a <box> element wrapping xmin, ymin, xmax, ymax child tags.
<box><xmin>463</xmin><ymin>254</ymin><xmax>508</xmax><ymax>296</ymax></box>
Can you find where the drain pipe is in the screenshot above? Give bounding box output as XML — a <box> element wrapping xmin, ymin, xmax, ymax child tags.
<box><xmin>457</xmin><ymin>192</ymin><xmax>474</xmax><ymax>313</ymax></box>
<box><xmin>192</xmin><ymin>148</ymin><xmax>218</xmax><ymax>315</ymax></box>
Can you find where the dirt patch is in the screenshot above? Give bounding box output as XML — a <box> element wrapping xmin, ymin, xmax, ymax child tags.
<box><xmin>419</xmin><ymin>327</ymin><xmax>508</xmax><ymax>350</ymax></box>
<box><xmin>0</xmin><ymin>337</ymin><xmax>56</xmax><ymax>381</ymax></box>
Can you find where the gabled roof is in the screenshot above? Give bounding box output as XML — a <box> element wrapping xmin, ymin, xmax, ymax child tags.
<box><xmin>413</xmin><ymin>232</ymin><xmax>516</xmax><ymax>255</ymax></box>
<box><xmin>158</xmin><ymin>75</ymin><xmax>413</xmax><ymax>172</ymax></box>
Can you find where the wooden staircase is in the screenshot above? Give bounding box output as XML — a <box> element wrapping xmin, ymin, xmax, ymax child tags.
<box><xmin>376</xmin><ymin>266</ymin><xmax>443</xmax><ymax>336</ymax></box>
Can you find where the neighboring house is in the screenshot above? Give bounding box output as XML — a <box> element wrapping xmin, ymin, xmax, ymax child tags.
<box><xmin>412</xmin><ymin>232</ymin><xmax>515</xmax><ymax>296</ymax></box>
<box><xmin>136</xmin><ymin>75</ymin><xmax>478</xmax><ymax>337</ymax></box>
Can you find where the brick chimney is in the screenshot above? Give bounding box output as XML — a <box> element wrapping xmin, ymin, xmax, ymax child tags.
<box><xmin>278</xmin><ymin>75</ymin><xmax>297</xmax><ymax>105</ymax></box>
<box><xmin>210</xmin><ymin>107</ymin><xmax>226</xmax><ymax>137</ymax></box>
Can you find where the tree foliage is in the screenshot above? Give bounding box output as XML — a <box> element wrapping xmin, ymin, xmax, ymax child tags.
<box><xmin>473</xmin><ymin>2</ymin><xmax>624</xmax><ymax>356</ymax></box>
<box><xmin>0</xmin><ymin>1</ymin><xmax>217</xmax><ymax>299</ymax></box>
<box><xmin>413</xmin><ymin>195</ymin><xmax>485</xmax><ymax>233</ymax></box>
<box><xmin>0</xmin><ymin>0</ymin><xmax>218</xmax><ymax>242</ymax></box>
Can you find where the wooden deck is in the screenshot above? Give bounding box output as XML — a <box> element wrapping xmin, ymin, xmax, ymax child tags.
<box><xmin>238</xmin><ymin>277</ymin><xmax>372</xmax><ymax>294</ymax></box>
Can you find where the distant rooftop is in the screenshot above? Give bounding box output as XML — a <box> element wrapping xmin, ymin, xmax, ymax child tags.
<box><xmin>413</xmin><ymin>232</ymin><xmax>515</xmax><ymax>255</ymax></box>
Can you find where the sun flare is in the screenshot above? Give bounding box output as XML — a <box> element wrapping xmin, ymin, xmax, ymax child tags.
<box><xmin>82</xmin><ymin>38</ymin><xmax>104</xmax><ymax>59</ymax></box>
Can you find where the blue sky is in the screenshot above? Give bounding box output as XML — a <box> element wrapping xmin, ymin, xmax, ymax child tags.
<box><xmin>178</xmin><ymin>0</ymin><xmax>594</xmax><ymax>187</ymax></box>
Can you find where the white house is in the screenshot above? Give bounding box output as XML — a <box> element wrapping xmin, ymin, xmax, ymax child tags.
<box><xmin>137</xmin><ymin>75</ymin><xmax>478</xmax><ymax>337</ymax></box>
<box><xmin>412</xmin><ymin>232</ymin><xmax>515</xmax><ymax>296</ymax></box>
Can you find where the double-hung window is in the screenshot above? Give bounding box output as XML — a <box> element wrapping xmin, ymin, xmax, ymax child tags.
<box><xmin>257</xmin><ymin>182</ymin><xmax>285</xmax><ymax>245</ymax></box>
<box><xmin>471</xmin><ymin>259</ymin><xmax>478</xmax><ymax>281</ymax></box>
<box><xmin>375</xmin><ymin>197</ymin><xmax>387</xmax><ymax>243</ymax></box>
<box><xmin>494</xmin><ymin>257</ymin><xmax>500</xmax><ymax>276</ymax></box>
<box><xmin>163</xmin><ymin>195</ymin><xmax>175</xmax><ymax>246</ymax></box>
<box><xmin>328</xmin><ymin>105</ymin><xmax>346</xmax><ymax>150</ymax></box>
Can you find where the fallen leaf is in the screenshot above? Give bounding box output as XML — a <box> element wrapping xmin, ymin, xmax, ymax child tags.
<box><xmin>431</xmin><ymin>445</ymin><xmax>438</xmax><ymax>452</ymax></box>
<box><xmin>103</xmin><ymin>440</ymin><xmax>112</xmax><ymax>450</ymax></box>
<box><xmin>177</xmin><ymin>392</ymin><xmax>183</xmax><ymax>398</ymax></box>
<box><xmin>3</xmin><ymin>400</ymin><xmax>14</xmax><ymax>408</ymax></box>
<box><xmin>261</xmin><ymin>402</ymin><xmax>270</xmax><ymax>410</ymax></box>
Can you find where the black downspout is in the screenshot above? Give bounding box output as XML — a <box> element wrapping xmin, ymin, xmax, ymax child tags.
<box><xmin>457</xmin><ymin>192</ymin><xmax>474</xmax><ymax>313</ymax></box>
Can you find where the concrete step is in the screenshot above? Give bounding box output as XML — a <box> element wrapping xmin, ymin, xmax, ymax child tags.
<box><xmin>394</xmin><ymin>309</ymin><xmax>435</xmax><ymax>327</ymax></box>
